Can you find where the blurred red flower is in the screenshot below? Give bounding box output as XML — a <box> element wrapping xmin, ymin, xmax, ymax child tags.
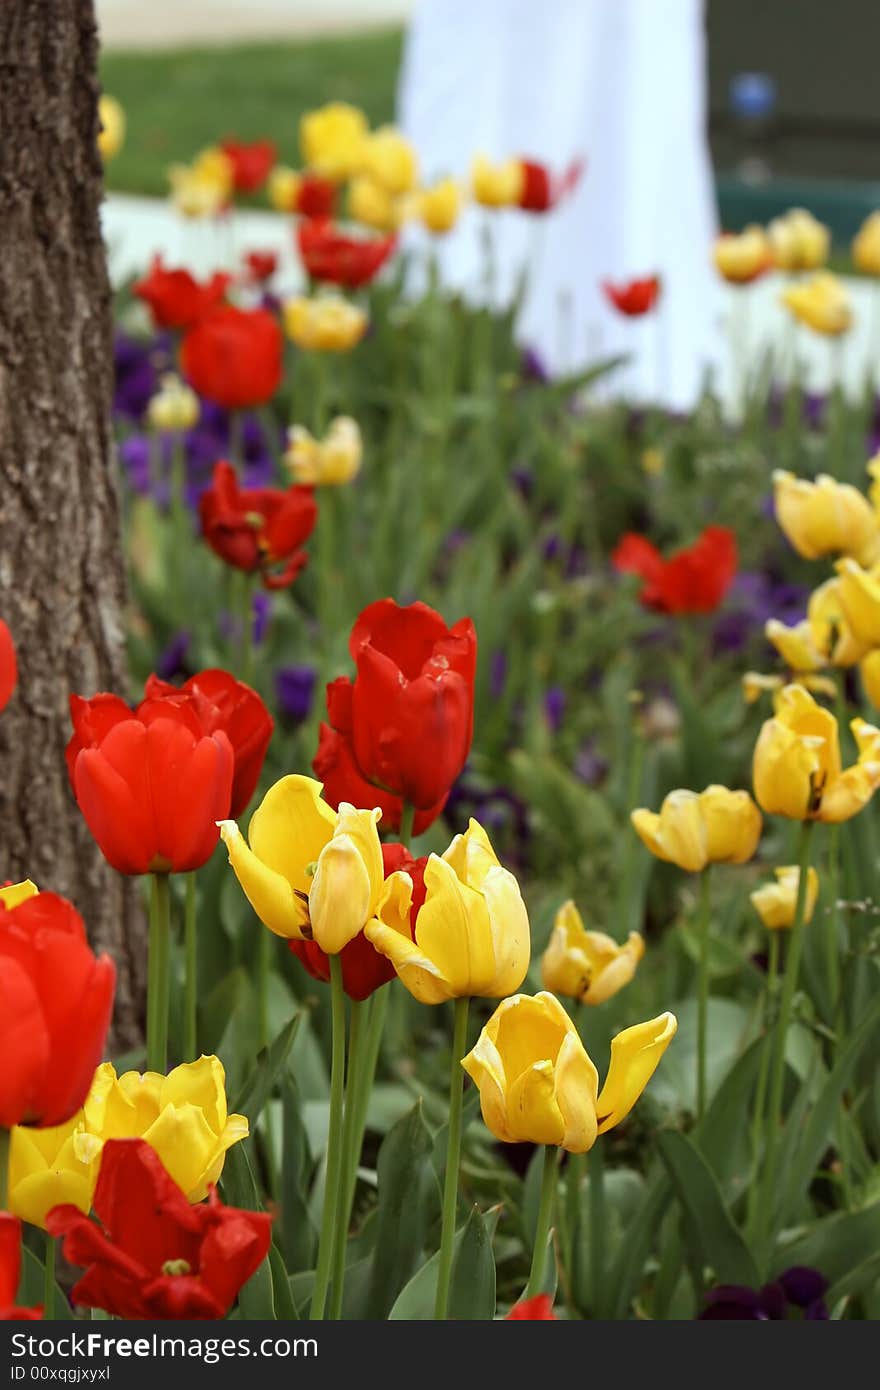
<box><xmin>0</xmin><ymin>620</ymin><xmax>17</xmax><ymax>713</ymax></box>
<box><xmin>47</xmin><ymin>1139</ymin><xmax>271</xmax><ymax>1320</ymax></box>
<box><xmin>518</xmin><ymin>156</ymin><xmax>584</xmax><ymax>213</ymax></box>
<box><xmin>0</xmin><ymin>892</ymin><xmax>115</xmax><ymax>1128</ymax></box>
<box><xmin>199</xmin><ymin>461</ymin><xmax>317</xmax><ymax>590</ymax></box>
<box><xmin>0</xmin><ymin>1216</ymin><xmax>42</xmax><ymax>1320</ymax></box>
<box><xmin>612</xmin><ymin>525</ymin><xmax>738</xmax><ymax>614</ymax></box>
<box><xmin>602</xmin><ymin>275</ymin><xmax>661</xmax><ymax>317</ymax></box>
<box><xmin>297</xmin><ymin>218</ymin><xmax>397</xmax><ymax>289</ymax></box>
<box><xmin>289</xmin><ymin>843</ymin><xmax>428</xmax><ymax>1000</ymax></box>
<box><xmin>297</xmin><ymin>174</ymin><xmax>337</xmax><ymax>220</ymax></box>
<box><xmin>133</xmin><ymin>256</ymin><xmax>231</xmax><ymax>331</ymax></box>
<box><xmin>220</xmin><ymin>138</ymin><xmax>277</xmax><ymax>194</ymax></box>
<box><xmin>242</xmin><ymin>250</ymin><xmax>279</xmax><ymax>284</ymax></box>
<box><xmin>181</xmin><ymin>305</ymin><xmax>283</xmax><ymax>410</ymax></box>
<box><xmin>66</xmin><ymin>693</ymin><xmax>234</xmax><ymax>875</ymax></box>
<box><xmin>506</xmin><ymin>1294</ymin><xmax>556</xmax><ymax>1319</ymax></box>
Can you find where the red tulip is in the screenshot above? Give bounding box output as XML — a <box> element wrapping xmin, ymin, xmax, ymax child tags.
<box><xmin>297</xmin><ymin>174</ymin><xmax>337</xmax><ymax>220</ymax></box>
<box><xmin>0</xmin><ymin>620</ymin><xmax>17</xmax><ymax>714</ymax></box>
<box><xmin>199</xmin><ymin>461</ymin><xmax>317</xmax><ymax>590</ymax></box>
<box><xmin>612</xmin><ymin>525</ymin><xmax>738</xmax><ymax>615</ymax></box>
<box><xmin>133</xmin><ymin>256</ymin><xmax>231</xmax><ymax>331</ymax></box>
<box><xmin>0</xmin><ymin>1216</ymin><xmax>42</xmax><ymax>1320</ymax></box>
<box><xmin>242</xmin><ymin>249</ymin><xmax>279</xmax><ymax>284</ymax></box>
<box><xmin>66</xmin><ymin>693</ymin><xmax>234</xmax><ymax>875</ymax></box>
<box><xmin>506</xmin><ymin>1294</ymin><xmax>556</xmax><ymax>1319</ymax></box>
<box><xmin>47</xmin><ymin>1139</ymin><xmax>271</xmax><ymax>1320</ymax></box>
<box><xmin>0</xmin><ymin>892</ymin><xmax>115</xmax><ymax>1128</ymax></box>
<box><xmin>220</xmin><ymin>138</ymin><xmax>277</xmax><ymax>194</ymax></box>
<box><xmin>602</xmin><ymin>275</ymin><xmax>661</xmax><ymax>317</ymax></box>
<box><xmin>181</xmin><ymin>305</ymin><xmax>283</xmax><ymax>410</ymax></box>
<box><xmin>518</xmin><ymin>156</ymin><xmax>584</xmax><ymax>213</ymax></box>
<box><xmin>289</xmin><ymin>843</ymin><xmax>428</xmax><ymax>1000</ymax></box>
<box><xmin>143</xmin><ymin>669</ymin><xmax>273</xmax><ymax>818</ymax></box>
<box><xmin>297</xmin><ymin>218</ymin><xmax>397</xmax><ymax>289</ymax></box>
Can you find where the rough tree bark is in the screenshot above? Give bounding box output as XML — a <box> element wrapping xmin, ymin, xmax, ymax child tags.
<box><xmin>0</xmin><ymin>0</ymin><xmax>145</xmax><ymax>1047</ymax></box>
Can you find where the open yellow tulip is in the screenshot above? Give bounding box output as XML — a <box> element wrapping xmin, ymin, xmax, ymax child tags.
<box><xmin>462</xmin><ymin>992</ymin><xmax>676</xmax><ymax>1153</ymax></box>
<box><xmin>751</xmin><ymin>866</ymin><xmax>820</xmax><ymax>930</ymax></box>
<box><xmin>773</xmin><ymin>470</ymin><xmax>880</xmax><ymax>566</ymax></box>
<box><xmin>284</xmin><ymin>417</ymin><xmax>362</xmax><ymax>487</ymax></box>
<box><xmin>765</xmin><ymin>577</ymin><xmax>868</xmax><ymax>675</ymax></box>
<box><xmin>283</xmin><ymin>295</ymin><xmax>368</xmax><ymax>353</ymax></box>
<box><xmin>631</xmin><ymin>785</ymin><xmax>762</xmax><ymax>873</ymax></box>
<box><xmin>9</xmin><ymin>1117</ymin><xmax>101</xmax><ymax>1230</ymax></box>
<box><xmin>358</xmin><ymin>126</ymin><xmax>418</xmax><ymax>196</ymax></box>
<box><xmin>541</xmin><ymin>900</ymin><xmax>644</xmax><ymax>1006</ymax></box>
<box><xmin>781</xmin><ymin>271</ymin><xmax>852</xmax><ymax>336</ymax></box>
<box><xmin>835</xmin><ymin>557</ymin><xmax>880</xmax><ymax>647</ymax></box>
<box><xmin>300</xmin><ymin>102</ymin><xmax>367</xmax><ymax>180</ymax></box>
<box><xmin>752</xmin><ymin>683</ymin><xmax>880</xmax><ymax>822</ymax></box>
<box><xmin>365</xmin><ymin>819</ymin><xmax>530</xmax><ymax>1003</ymax></box>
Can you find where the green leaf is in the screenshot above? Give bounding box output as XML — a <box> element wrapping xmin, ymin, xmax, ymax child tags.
<box><xmin>220</xmin><ymin>1137</ymin><xmax>262</xmax><ymax>1210</ymax></box>
<box><xmin>365</xmin><ymin>1099</ymin><xmax>436</xmax><ymax>1319</ymax></box>
<box><xmin>281</xmin><ymin>1073</ymin><xmax>317</xmax><ymax>1272</ymax></box>
<box><xmin>448</xmin><ymin>1206</ymin><xmax>496</xmax><ymax>1320</ymax></box>
<box><xmin>604</xmin><ymin>1171</ymin><xmax>671</xmax><ymax>1320</ymax></box>
<box><xmin>268</xmin><ymin>1242</ymin><xmax>297</xmax><ymax>1320</ymax></box>
<box><xmin>237</xmin><ymin>1254</ymin><xmax>275</xmax><ymax>1320</ymax></box>
<box><xmin>649</xmin><ymin>998</ymin><xmax>753</xmax><ymax>1116</ymax></box>
<box><xmin>773</xmin><ymin>1202</ymin><xmax>880</xmax><ymax>1289</ymax></box>
<box><xmin>19</xmin><ymin>1245</ymin><xmax>74</xmax><ymax>1320</ymax></box>
<box><xmin>692</xmin><ymin>1036</ymin><xmax>764</xmax><ymax>1196</ymax></box>
<box><xmin>657</xmin><ymin>1130</ymin><xmax>759</xmax><ymax>1287</ymax></box>
<box><xmin>388</xmin><ymin>1207</ymin><xmax>502</xmax><ymax>1319</ymax></box>
<box><xmin>233</xmin><ymin>1010</ymin><xmax>302</xmax><ymax>1125</ymax></box>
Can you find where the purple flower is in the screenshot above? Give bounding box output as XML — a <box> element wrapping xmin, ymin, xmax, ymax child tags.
<box><xmin>544</xmin><ymin>686</ymin><xmax>566</xmax><ymax>733</ymax></box>
<box><xmin>574</xmin><ymin>738</ymin><xmax>608</xmax><ymax>787</ymax></box>
<box><xmin>156</xmin><ymin>630</ymin><xmax>192</xmax><ymax>681</ymax></box>
<box><xmin>275</xmin><ymin>665</ymin><xmax>316</xmax><ymax>724</ymax></box>
<box><xmin>521</xmin><ymin>346</ymin><xmax>550</xmax><ymax>384</ymax></box>
<box><xmin>712</xmin><ymin>569</ymin><xmax>808</xmax><ymax>654</ymax></box>
<box><xmin>252</xmin><ymin>592</ymin><xmax>272</xmax><ymax>645</ymax></box>
<box><xmin>490</xmin><ymin>650</ymin><xmax>508</xmax><ymax>700</ymax></box>
<box><xmin>113</xmin><ymin>331</ymin><xmax>171</xmax><ymax>422</ymax></box>
<box><xmin>700</xmin><ymin>1266</ymin><xmax>828</xmax><ymax>1320</ymax></box>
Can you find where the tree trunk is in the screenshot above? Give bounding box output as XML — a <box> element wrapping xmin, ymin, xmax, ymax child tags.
<box><xmin>0</xmin><ymin>0</ymin><xmax>145</xmax><ymax>1048</ymax></box>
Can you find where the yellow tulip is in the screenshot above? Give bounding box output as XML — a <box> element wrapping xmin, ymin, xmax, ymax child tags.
<box><xmin>765</xmin><ymin>618</ymin><xmax>825</xmax><ymax>674</ymax></box>
<box><xmin>219</xmin><ymin>774</ymin><xmax>403</xmax><ymax>953</ymax></box>
<box><xmin>641</xmin><ymin>447</ymin><xmax>665</xmax><ymax>477</ymax></box>
<box><xmin>359</xmin><ymin>126</ymin><xmax>418</xmax><ymax>196</ymax></box>
<box><xmin>753</xmin><ymin>682</ymin><xmax>880</xmax><ymax>822</ymax></box>
<box><xmin>365</xmin><ymin>819</ymin><xmax>530</xmax><ymax>1004</ymax></box>
<box><xmin>147</xmin><ymin>374</ymin><xmax>200</xmax><ymax>433</ymax></box>
<box><xmin>282</xmin><ymin>295</ymin><xmax>368</xmax><ymax>353</ymax></box>
<box><xmin>268</xmin><ymin>165</ymin><xmax>302</xmax><ymax>213</ymax></box>
<box><xmin>9</xmin><ymin>1117</ymin><xmax>101</xmax><ymax>1230</ymax></box>
<box><xmin>284</xmin><ymin>416</ymin><xmax>362</xmax><ymax>487</ymax></box>
<box><xmin>712</xmin><ymin>225</ymin><xmax>770</xmax><ymax>283</ymax></box>
<box><xmin>860</xmin><ymin>650</ymin><xmax>880</xmax><ymax>711</ymax></box>
<box><xmin>631</xmin><ymin>785</ymin><xmax>762</xmax><ymax>873</ymax></box>
<box><xmin>765</xmin><ymin>580</ymin><xmax>867</xmax><ymax>676</ymax></box>
<box><xmin>782</xmin><ymin>272</ymin><xmax>852</xmax><ymax>336</ymax></box>
<box><xmin>416</xmin><ymin>179</ymin><xmax>462</xmax><ymax>235</ymax></box>
<box><xmin>742</xmin><ymin>672</ymin><xmax>784</xmax><ymax>704</ymax></box>
<box><xmin>852</xmin><ymin>211</ymin><xmax>880</xmax><ymax>277</ymax></box>
<box><xmin>98</xmin><ymin>95</ymin><xmax>125</xmax><ymax>162</ymax></box>
<box><xmin>461</xmin><ymin>991</ymin><xmax>676</xmax><ymax>1153</ymax></box>
<box><xmin>750</xmin><ymin>865</ymin><xmax>819</xmax><ymax>930</ymax></box>
<box><xmin>300</xmin><ymin>102</ymin><xmax>368</xmax><ymax>180</ymax></box>
<box><xmin>835</xmin><ymin>557</ymin><xmax>880</xmax><ymax>646</ymax></box>
<box><xmin>471</xmin><ymin>155</ymin><xmax>524</xmax><ymax>209</ymax></box>
<box><xmin>83</xmin><ymin>1056</ymin><xmax>247</xmax><ymax>1202</ymax></box>
<box><xmin>347</xmin><ymin>175</ymin><xmax>403</xmax><ymax>232</ymax></box>
<box><xmin>0</xmin><ymin>879</ymin><xmax>38</xmax><ymax>908</ymax></box>
<box><xmin>767</xmin><ymin>208</ymin><xmax>829</xmax><ymax>272</ymax></box>
<box><xmin>540</xmin><ymin>900</ymin><xmax>644</xmax><ymax>1005</ymax></box>
<box><xmin>773</xmin><ymin>469</ymin><xmax>880</xmax><ymax>566</ymax></box>
<box><xmin>168</xmin><ymin>147</ymin><xmax>233</xmax><ymax>219</ymax></box>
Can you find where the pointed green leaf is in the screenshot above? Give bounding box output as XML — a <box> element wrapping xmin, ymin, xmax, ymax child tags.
<box><xmin>448</xmin><ymin>1206</ymin><xmax>496</xmax><ymax>1320</ymax></box>
<box><xmin>657</xmin><ymin>1129</ymin><xmax>759</xmax><ymax>1287</ymax></box>
<box><xmin>233</xmin><ymin>1010</ymin><xmax>302</xmax><ymax>1125</ymax></box>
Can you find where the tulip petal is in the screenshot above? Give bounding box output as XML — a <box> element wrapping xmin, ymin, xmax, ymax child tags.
<box><xmin>461</xmin><ymin>1033</ymin><xmax>511</xmax><ymax>1141</ymax></box>
<box><xmin>218</xmin><ymin>820</ymin><xmax>308</xmax><ymax>939</ymax></box>
<box><xmin>596</xmin><ymin>1012</ymin><xmax>678</xmax><ymax>1133</ymax></box>
<box><xmin>553</xmin><ymin>1031</ymin><xmax>599</xmax><ymax>1154</ymax></box>
<box><xmin>247</xmin><ymin>774</ymin><xmax>336</xmax><ymax>895</ymax></box>
<box><xmin>412</xmin><ymin>854</ymin><xmax>497</xmax><ymax>997</ymax></box>
<box><xmin>507</xmin><ymin>1061</ymin><xmax>565</xmax><ymax>1146</ymax></box>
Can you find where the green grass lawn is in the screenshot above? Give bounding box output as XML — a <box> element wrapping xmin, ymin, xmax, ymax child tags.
<box><xmin>100</xmin><ymin>29</ymin><xmax>402</xmax><ymax>198</ymax></box>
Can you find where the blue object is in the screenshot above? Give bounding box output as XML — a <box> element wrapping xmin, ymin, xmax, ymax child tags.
<box><xmin>729</xmin><ymin>72</ymin><xmax>777</xmax><ymax>122</ymax></box>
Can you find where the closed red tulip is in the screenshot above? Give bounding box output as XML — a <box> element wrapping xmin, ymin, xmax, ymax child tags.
<box><xmin>143</xmin><ymin>669</ymin><xmax>273</xmax><ymax>818</ymax></box>
<box><xmin>0</xmin><ymin>620</ymin><xmax>16</xmax><ymax>713</ymax></box>
<box><xmin>47</xmin><ymin>1139</ymin><xmax>271</xmax><ymax>1320</ymax></box>
<box><xmin>602</xmin><ymin>275</ymin><xmax>661</xmax><ymax>317</ymax></box>
<box><xmin>518</xmin><ymin>156</ymin><xmax>584</xmax><ymax>213</ymax></box>
<box><xmin>297</xmin><ymin>173</ymin><xmax>337</xmax><ymax>220</ymax></box>
<box><xmin>0</xmin><ymin>892</ymin><xmax>115</xmax><ymax>1128</ymax></box>
<box><xmin>297</xmin><ymin>218</ymin><xmax>397</xmax><ymax>289</ymax></box>
<box><xmin>506</xmin><ymin>1294</ymin><xmax>556</xmax><ymax>1319</ymax></box>
<box><xmin>133</xmin><ymin>256</ymin><xmax>231</xmax><ymax>331</ymax></box>
<box><xmin>612</xmin><ymin>525</ymin><xmax>738</xmax><ymax>615</ymax></box>
<box><xmin>66</xmin><ymin>693</ymin><xmax>234</xmax><ymax>875</ymax></box>
<box><xmin>220</xmin><ymin>138</ymin><xmax>277</xmax><ymax>194</ymax></box>
<box><xmin>289</xmin><ymin>843</ymin><xmax>428</xmax><ymax>1000</ymax></box>
<box><xmin>0</xmin><ymin>1216</ymin><xmax>42</xmax><ymax>1320</ymax></box>
<box><xmin>181</xmin><ymin>305</ymin><xmax>283</xmax><ymax>410</ymax></box>
<box><xmin>199</xmin><ymin>461</ymin><xmax>317</xmax><ymax>590</ymax></box>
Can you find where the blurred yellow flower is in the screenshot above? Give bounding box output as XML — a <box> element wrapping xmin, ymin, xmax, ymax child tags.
<box><xmin>782</xmin><ymin>271</ymin><xmax>852</xmax><ymax>336</ymax></box>
<box><xmin>461</xmin><ymin>992</ymin><xmax>676</xmax><ymax>1152</ymax></box>
<box><xmin>712</xmin><ymin>226</ymin><xmax>770</xmax><ymax>283</ymax></box>
<box><xmin>98</xmin><ymin>95</ymin><xmax>125</xmax><ymax>162</ymax></box>
<box><xmin>753</xmin><ymin>683</ymin><xmax>880</xmax><ymax>822</ymax></box>
<box><xmin>415</xmin><ymin>178</ymin><xmax>462</xmax><ymax>235</ymax></box>
<box><xmin>471</xmin><ymin>155</ymin><xmax>524</xmax><ymax>209</ymax></box>
<box><xmin>765</xmin><ymin>577</ymin><xmax>868</xmax><ymax>674</ymax></box>
<box><xmin>541</xmin><ymin>900</ymin><xmax>644</xmax><ymax>1005</ymax></box>
<box><xmin>751</xmin><ymin>865</ymin><xmax>819</xmax><ymax>931</ymax></box>
<box><xmin>283</xmin><ymin>295</ymin><xmax>368</xmax><ymax>353</ymax></box>
<box><xmin>268</xmin><ymin>165</ymin><xmax>302</xmax><ymax>213</ymax></box>
<box><xmin>641</xmin><ymin>447</ymin><xmax>665</xmax><ymax>477</ymax></box>
<box><xmin>147</xmin><ymin>374</ymin><xmax>200</xmax><ymax>433</ymax></box>
<box><xmin>300</xmin><ymin>102</ymin><xmax>368</xmax><ymax>180</ymax></box>
<box><xmin>773</xmin><ymin>469</ymin><xmax>880</xmax><ymax>565</ymax></box>
<box><xmin>743</xmin><ymin>671</ymin><xmax>785</xmax><ymax>704</ymax></box>
<box><xmin>631</xmin><ymin>785</ymin><xmax>762</xmax><ymax>873</ymax></box>
<box><xmin>359</xmin><ymin>126</ymin><xmax>418</xmax><ymax>195</ymax></box>
<box><xmin>9</xmin><ymin>1117</ymin><xmax>101</xmax><ymax>1230</ymax></box>
<box><xmin>852</xmin><ymin>211</ymin><xmax>880</xmax><ymax>277</ymax></box>
<box><xmin>767</xmin><ymin>208</ymin><xmax>829</xmax><ymax>272</ymax></box>
<box><xmin>366</xmin><ymin>819</ymin><xmax>530</xmax><ymax>1004</ymax></box>
<box><xmin>348</xmin><ymin>175</ymin><xmax>404</xmax><ymax>232</ymax></box>
<box><xmin>835</xmin><ymin>557</ymin><xmax>880</xmax><ymax>646</ymax></box>
<box><xmin>168</xmin><ymin>147</ymin><xmax>233</xmax><ymax>219</ymax></box>
<box><xmin>284</xmin><ymin>416</ymin><xmax>362</xmax><ymax>487</ymax></box>
<box><xmin>860</xmin><ymin>649</ymin><xmax>880</xmax><ymax>711</ymax></box>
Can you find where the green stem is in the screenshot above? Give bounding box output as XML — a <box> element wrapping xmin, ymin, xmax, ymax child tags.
<box><xmin>329</xmin><ymin>998</ymin><xmax>366</xmax><ymax>1320</ymax></box>
<box><xmin>588</xmin><ymin>1141</ymin><xmax>605</xmax><ymax>1317</ymax></box>
<box><xmin>696</xmin><ymin>868</ymin><xmax>712</xmax><ymax>1121</ymax></box>
<box><xmin>183</xmin><ymin>872</ymin><xmax>198</xmax><ymax>1061</ymax></box>
<box><xmin>257</xmin><ymin>928</ymin><xmax>271</xmax><ymax>1051</ymax></box>
<box><xmin>147</xmin><ymin>874</ymin><xmax>172</xmax><ymax>1073</ymax></box>
<box><xmin>398</xmin><ymin>800</ymin><xmax>415</xmax><ymax>850</ymax></box>
<box><xmin>43</xmin><ymin>1232</ymin><xmax>55</xmax><ymax>1319</ymax></box>
<box><xmin>746</xmin><ymin>930</ymin><xmax>779</xmax><ymax>1241</ymax></box>
<box><xmin>434</xmin><ymin>996</ymin><xmax>470</xmax><ymax>1320</ymax></box>
<box><xmin>310</xmin><ymin>954</ymin><xmax>347</xmax><ymax>1320</ymax></box>
<box><xmin>239</xmin><ymin>573</ymin><xmax>255</xmax><ymax>687</ymax></box>
<box><xmin>0</xmin><ymin>1127</ymin><xmax>9</xmax><ymax>1207</ymax></box>
<box><xmin>826</xmin><ymin>825</ymin><xmax>841</xmax><ymax>1025</ymax></box>
<box><xmin>756</xmin><ymin>820</ymin><xmax>815</xmax><ymax>1256</ymax></box>
<box><xmin>524</xmin><ymin>1144</ymin><xmax>558</xmax><ymax>1300</ymax></box>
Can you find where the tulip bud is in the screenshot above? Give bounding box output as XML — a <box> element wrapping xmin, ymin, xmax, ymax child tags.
<box><xmin>147</xmin><ymin>374</ymin><xmax>200</xmax><ymax>433</ymax></box>
<box><xmin>751</xmin><ymin>866</ymin><xmax>820</xmax><ymax>930</ymax></box>
<box><xmin>712</xmin><ymin>226</ymin><xmax>770</xmax><ymax>283</ymax></box>
<box><xmin>471</xmin><ymin>155</ymin><xmax>525</xmax><ymax>208</ymax></box>
<box><xmin>417</xmin><ymin>178</ymin><xmax>462</xmax><ymax>235</ymax></box>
